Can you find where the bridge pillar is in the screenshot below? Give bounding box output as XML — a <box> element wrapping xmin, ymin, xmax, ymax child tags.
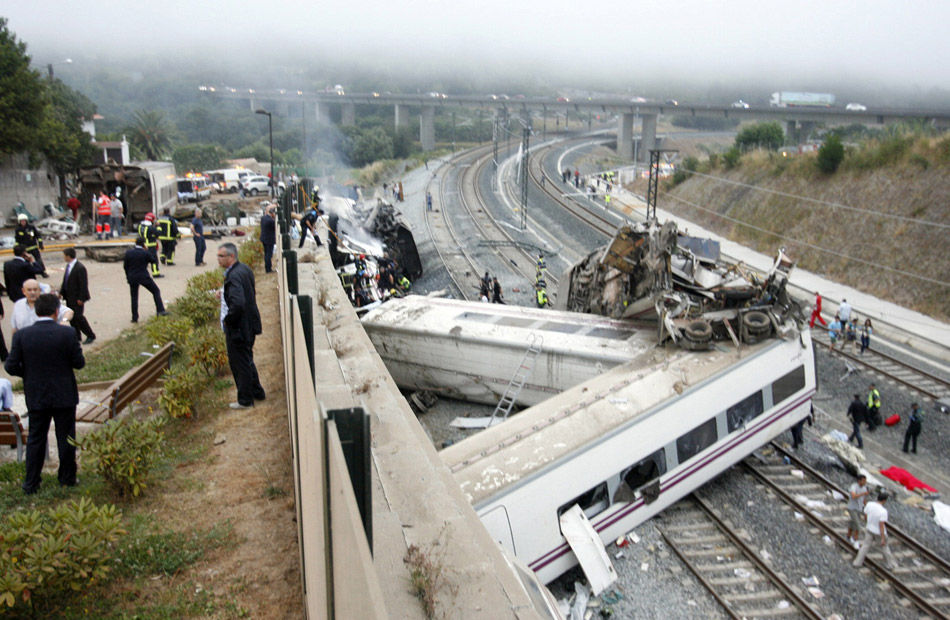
<box><xmin>420</xmin><ymin>105</ymin><xmax>435</xmax><ymax>151</ymax></box>
<box><xmin>618</xmin><ymin>113</ymin><xmax>634</xmax><ymax>159</ymax></box>
<box><xmin>395</xmin><ymin>104</ymin><xmax>409</xmax><ymax>129</ymax></box>
<box><xmin>315</xmin><ymin>102</ymin><xmax>331</xmax><ymax>125</ymax></box>
<box><xmin>640</xmin><ymin>114</ymin><xmax>658</xmax><ymax>161</ymax></box>
<box><xmin>342</xmin><ymin>102</ymin><xmax>356</xmax><ymax>126</ymax></box>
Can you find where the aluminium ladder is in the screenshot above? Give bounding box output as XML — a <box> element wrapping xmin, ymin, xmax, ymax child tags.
<box><xmin>488</xmin><ymin>334</ymin><xmax>543</xmax><ymax>427</ymax></box>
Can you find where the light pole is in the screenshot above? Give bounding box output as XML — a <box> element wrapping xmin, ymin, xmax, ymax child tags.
<box><xmin>255</xmin><ymin>109</ymin><xmax>274</xmax><ymax>197</ymax></box>
<box><xmin>46</xmin><ymin>58</ymin><xmax>72</xmax><ymax>79</ymax></box>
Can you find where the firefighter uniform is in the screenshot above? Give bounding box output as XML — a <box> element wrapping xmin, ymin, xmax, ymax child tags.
<box><xmin>14</xmin><ymin>215</ymin><xmax>48</xmax><ymax>277</ymax></box>
<box><xmin>157</xmin><ymin>213</ymin><xmax>181</xmax><ymax>265</ymax></box>
<box><xmin>536</xmin><ymin>286</ymin><xmax>549</xmax><ymax>308</ymax></box>
<box><xmin>138</xmin><ymin>216</ymin><xmax>162</xmax><ymax>277</ymax></box>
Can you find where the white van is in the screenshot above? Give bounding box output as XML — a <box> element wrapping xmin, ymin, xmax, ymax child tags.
<box><xmin>205</xmin><ymin>169</ymin><xmax>246</xmax><ymax>193</ymax></box>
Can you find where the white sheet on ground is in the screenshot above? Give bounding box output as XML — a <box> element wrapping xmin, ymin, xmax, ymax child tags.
<box><xmin>933</xmin><ymin>500</ymin><xmax>950</xmax><ymax>534</ymax></box>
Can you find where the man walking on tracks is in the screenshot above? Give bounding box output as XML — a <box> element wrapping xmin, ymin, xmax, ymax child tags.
<box><xmin>902</xmin><ymin>403</ymin><xmax>923</xmax><ymax>454</ymax></box>
<box><xmin>846</xmin><ymin>475</ymin><xmax>869</xmax><ymax>548</ymax></box>
<box><xmin>809</xmin><ymin>292</ymin><xmax>827</xmax><ymax>328</ymax></box>
<box><xmin>852</xmin><ymin>490</ymin><xmax>898</xmax><ymax>570</ymax></box>
<box><xmin>217</xmin><ymin>243</ymin><xmax>265</xmax><ymax>409</ymax></box>
<box><xmin>5</xmin><ymin>293</ymin><xmax>85</xmax><ymax>494</ymax></box>
<box><xmin>847</xmin><ymin>394</ymin><xmax>867</xmax><ymax>448</ymax></box>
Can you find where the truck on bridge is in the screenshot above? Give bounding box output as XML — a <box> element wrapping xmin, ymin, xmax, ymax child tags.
<box><xmin>769</xmin><ymin>91</ymin><xmax>836</xmax><ymax>108</ymax></box>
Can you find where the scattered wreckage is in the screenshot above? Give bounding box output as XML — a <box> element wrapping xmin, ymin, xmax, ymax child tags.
<box><xmin>555</xmin><ymin>220</ymin><xmax>805</xmax><ymax>350</ymax></box>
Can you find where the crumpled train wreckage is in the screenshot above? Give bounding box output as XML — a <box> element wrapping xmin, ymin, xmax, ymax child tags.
<box><xmin>555</xmin><ymin>220</ymin><xmax>805</xmax><ymax>350</ymax></box>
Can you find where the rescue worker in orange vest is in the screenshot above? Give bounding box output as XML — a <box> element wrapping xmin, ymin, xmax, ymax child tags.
<box><xmin>96</xmin><ymin>191</ymin><xmax>112</xmax><ymax>240</ymax></box>
<box><xmin>156</xmin><ymin>209</ymin><xmax>180</xmax><ymax>265</ymax></box>
<box><xmin>137</xmin><ymin>213</ymin><xmax>162</xmax><ymax>277</ymax></box>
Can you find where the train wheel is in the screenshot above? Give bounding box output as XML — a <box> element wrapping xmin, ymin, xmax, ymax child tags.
<box><xmin>684</xmin><ymin>320</ymin><xmax>712</xmax><ymax>342</ymax></box>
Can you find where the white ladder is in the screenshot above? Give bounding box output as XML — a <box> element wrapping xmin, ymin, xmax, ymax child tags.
<box><xmin>488</xmin><ymin>334</ymin><xmax>543</xmax><ymax>427</ymax></box>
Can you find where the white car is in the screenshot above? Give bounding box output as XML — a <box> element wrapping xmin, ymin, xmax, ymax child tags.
<box><xmin>731</xmin><ymin>100</ymin><xmax>751</xmax><ymax>109</ymax></box>
<box><xmin>845</xmin><ymin>102</ymin><xmax>867</xmax><ymax>111</ymax></box>
<box><xmin>242</xmin><ymin>176</ymin><xmax>271</xmax><ymax>196</ymax></box>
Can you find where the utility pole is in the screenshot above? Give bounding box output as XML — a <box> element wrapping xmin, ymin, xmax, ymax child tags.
<box><xmin>520</xmin><ymin>124</ymin><xmax>530</xmax><ymax>230</ymax></box>
<box><xmin>646</xmin><ymin>149</ymin><xmax>677</xmax><ymax>222</ymax></box>
<box><xmin>491</xmin><ymin>115</ymin><xmax>500</xmax><ymax>191</ymax></box>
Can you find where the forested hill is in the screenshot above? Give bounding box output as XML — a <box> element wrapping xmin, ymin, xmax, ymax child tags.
<box><xmin>657</xmin><ymin>130</ymin><xmax>950</xmax><ymax>322</ymax></box>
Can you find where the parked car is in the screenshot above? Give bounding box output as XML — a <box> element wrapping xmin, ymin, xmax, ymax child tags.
<box><xmin>845</xmin><ymin>102</ymin><xmax>867</xmax><ymax>111</ymax></box>
<box><xmin>242</xmin><ymin>176</ymin><xmax>271</xmax><ymax>196</ymax></box>
<box><xmin>731</xmin><ymin>100</ymin><xmax>751</xmax><ymax>109</ymax></box>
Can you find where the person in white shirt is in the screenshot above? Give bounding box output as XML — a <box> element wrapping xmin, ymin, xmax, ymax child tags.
<box><xmin>838</xmin><ymin>298</ymin><xmax>852</xmax><ymax>325</ymax></box>
<box><xmin>10</xmin><ymin>279</ymin><xmax>72</xmax><ymax>333</ymax></box>
<box><xmin>846</xmin><ymin>475</ymin><xmax>869</xmax><ymax>547</ymax></box>
<box><xmin>853</xmin><ymin>491</ymin><xmax>898</xmax><ymax>569</ymax></box>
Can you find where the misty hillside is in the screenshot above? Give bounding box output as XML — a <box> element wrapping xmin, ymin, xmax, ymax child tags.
<box><xmin>657</xmin><ymin>134</ymin><xmax>950</xmax><ymax>322</ymax></box>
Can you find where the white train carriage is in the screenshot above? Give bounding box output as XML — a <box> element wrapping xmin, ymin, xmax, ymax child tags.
<box><xmin>361</xmin><ymin>295</ymin><xmax>650</xmax><ymax>406</ymax></box>
<box><xmin>441</xmin><ymin>328</ymin><xmax>815</xmax><ymax>584</ymax></box>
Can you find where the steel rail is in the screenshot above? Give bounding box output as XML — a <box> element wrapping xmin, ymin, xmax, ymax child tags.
<box><xmin>660</xmin><ymin>494</ymin><xmax>823</xmax><ymax>619</ymax></box>
<box><xmin>744</xmin><ymin>443</ymin><xmax>950</xmax><ymax>619</ymax></box>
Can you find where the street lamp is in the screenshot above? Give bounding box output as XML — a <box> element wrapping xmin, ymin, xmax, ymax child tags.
<box><xmin>255</xmin><ymin>108</ymin><xmax>274</xmax><ymax>197</ymax></box>
<box><xmin>47</xmin><ymin>58</ymin><xmax>72</xmax><ymax>79</ymax></box>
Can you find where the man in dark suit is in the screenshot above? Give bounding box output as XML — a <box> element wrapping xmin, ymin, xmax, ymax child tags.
<box><xmin>4</xmin><ymin>244</ymin><xmax>42</xmax><ymax>302</ymax></box>
<box><xmin>123</xmin><ymin>236</ymin><xmax>168</xmax><ymax>323</ymax></box>
<box><xmin>5</xmin><ymin>293</ymin><xmax>85</xmax><ymax>494</ymax></box>
<box><xmin>59</xmin><ymin>247</ymin><xmax>97</xmax><ymax>344</ymax></box>
<box><xmin>259</xmin><ymin>204</ymin><xmax>277</xmax><ymax>273</ymax></box>
<box><xmin>217</xmin><ymin>242</ymin><xmax>265</xmax><ymax>409</ymax></box>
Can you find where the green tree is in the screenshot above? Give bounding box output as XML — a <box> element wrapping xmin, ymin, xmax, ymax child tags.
<box><xmin>36</xmin><ymin>79</ymin><xmax>97</xmax><ymax>174</ymax></box>
<box><xmin>723</xmin><ymin>146</ymin><xmax>742</xmax><ymax>169</ymax></box>
<box><xmin>172</xmin><ymin>143</ymin><xmax>225</xmax><ymax>173</ymax></box>
<box><xmin>126</xmin><ymin>109</ymin><xmax>174</xmax><ymax>160</ymax></box>
<box><xmin>735</xmin><ymin>122</ymin><xmax>785</xmax><ymax>151</ymax></box>
<box><xmin>816</xmin><ymin>133</ymin><xmax>845</xmax><ymax>174</ymax></box>
<box><xmin>0</xmin><ymin>18</ymin><xmax>46</xmax><ymax>156</ymax></box>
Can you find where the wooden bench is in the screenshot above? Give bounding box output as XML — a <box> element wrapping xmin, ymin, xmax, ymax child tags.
<box><xmin>77</xmin><ymin>342</ymin><xmax>176</xmax><ymax>423</ymax></box>
<box><xmin>0</xmin><ymin>411</ymin><xmax>25</xmax><ymax>462</ymax></box>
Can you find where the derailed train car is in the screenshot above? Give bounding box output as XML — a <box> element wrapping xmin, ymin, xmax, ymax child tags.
<box><xmin>78</xmin><ymin>161</ymin><xmax>177</xmax><ymax>230</ymax></box>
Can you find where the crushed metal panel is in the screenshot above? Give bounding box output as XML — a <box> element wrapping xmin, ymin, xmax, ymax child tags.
<box><xmin>558</xmin><ymin>504</ymin><xmax>618</xmax><ymax>596</ymax></box>
<box><xmin>677</xmin><ymin>235</ymin><xmax>720</xmax><ymax>262</ymax></box>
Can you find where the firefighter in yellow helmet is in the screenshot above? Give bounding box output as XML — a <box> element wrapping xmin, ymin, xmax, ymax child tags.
<box><xmin>157</xmin><ymin>208</ymin><xmax>181</xmax><ymax>266</ymax></box>
<box><xmin>138</xmin><ymin>212</ymin><xmax>162</xmax><ymax>277</ymax></box>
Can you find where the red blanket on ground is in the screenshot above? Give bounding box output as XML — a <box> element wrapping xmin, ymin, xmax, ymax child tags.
<box><xmin>880</xmin><ymin>466</ymin><xmax>938</xmax><ymax>493</ymax></box>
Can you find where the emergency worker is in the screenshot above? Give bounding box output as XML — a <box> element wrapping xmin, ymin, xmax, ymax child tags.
<box><xmin>867</xmin><ymin>383</ymin><xmax>882</xmax><ymax>430</ymax></box>
<box><xmin>96</xmin><ymin>191</ymin><xmax>112</xmax><ymax>239</ymax></box>
<box><xmin>137</xmin><ymin>213</ymin><xmax>162</xmax><ymax>278</ymax></box>
<box><xmin>156</xmin><ymin>209</ymin><xmax>180</xmax><ymax>265</ymax></box>
<box><xmin>536</xmin><ymin>283</ymin><xmax>549</xmax><ymax>308</ymax></box>
<box><xmin>14</xmin><ymin>214</ymin><xmax>48</xmax><ymax>278</ymax></box>
<box><xmin>398</xmin><ymin>274</ymin><xmax>411</xmax><ymax>293</ymax></box>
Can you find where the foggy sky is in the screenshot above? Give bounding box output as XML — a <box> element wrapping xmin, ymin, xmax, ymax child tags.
<box><xmin>5</xmin><ymin>0</ymin><xmax>948</xmax><ymax>93</ymax></box>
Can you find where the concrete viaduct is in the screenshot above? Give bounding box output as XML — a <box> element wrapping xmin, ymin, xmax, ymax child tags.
<box><xmin>206</xmin><ymin>88</ymin><xmax>950</xmax><ymax>160</ymax></box>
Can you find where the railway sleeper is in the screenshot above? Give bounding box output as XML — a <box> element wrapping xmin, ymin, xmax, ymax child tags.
<box><xmin>694</xmin><ymin>560</ymin><xmax>759</xmax><ymax>571</ymax></box>
<box><xmin>669</xmin><ymin>534</ymin><xmax>731</xmax><ymax>545</ymax></box>
<box><xmin>725</xmin><ymin>590</ymin><xmax>790</xmax><ymax>602</ymax></box>
<box><xmin>684</xmin><ymin>547</ymin><xmax>741</xmax><ymax>558</ymax></box>
<box><xmin>709</xmin><ymin>575</ymin><xmax>767</xmax><ymax>586</ymax></box>
<box><xmin>740</xmin><ymin>606</ymin><xmax>803</xmax><ymax>617</ymax></box>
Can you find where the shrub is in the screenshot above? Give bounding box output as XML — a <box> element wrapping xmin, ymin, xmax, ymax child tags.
<box><xmin>159</xmin><ymin>365</ymin><xmax>206</xmax><ymax>419</ymax></box>
<box><xmin>145</xmin><ymin>315</ymin><xmax>193</xmax><ymax>348</ymax></box>
<box><xmin>185</xmin><ymin>324</ymin><xmax>229</xmax><ymax>376</ymax></box>
<box><xmin>0</xmin><ymin>498</ymin><xmax>125</xmax><ymax>611</ymax></box>
<box><xmin>816</xmin><ymin>134</ymin><xmax>845</xmax><ymax>174</ymax></box>
<box><xmin>173</xmin><ymin>286</ymin><xmax>220</xmax><ymax>327</ymax></box>
<box><xmin>735</xmin><ymin>122</ymin><xmax>785</xmax><ymax>151</ymax></box>
<box><xmin>72</xmin><ymin>416</ymin><xmax>166</xmax><ymax>498</ymax></box>
<box><xmin>238</xmin><ymin>237</ymin><xmax>264</xmax><ymax>270</ymax></box>
<box><xmin>723</xmin><ymin>147</ymin><xmax>741</xmax><ymax>170</ymax></box>
<box><xmin>186</xmin><ymin>269</ymin><xmax>224</xmax><ymax>294</ymax></box>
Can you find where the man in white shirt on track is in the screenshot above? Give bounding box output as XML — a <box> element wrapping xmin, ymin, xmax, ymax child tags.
<box><xmin>853</xmin><ymin>490</ymin><xmax>898</xmax><ymax>570</ymax></box>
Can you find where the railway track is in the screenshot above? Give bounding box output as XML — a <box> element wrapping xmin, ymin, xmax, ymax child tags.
<box><xmin>810</xmin><ymin>329</ymin><xmax>950</xmax><ymax>403</ymax></box>
<box><xmin>743</xmin><ymin>442</ymin><xmax>950</xmax><ymax>619</ymax></box>
<box><xmin>658</xmin><ymin>494</ymin><xmax>822</xmax><ymax>619</ymax></box>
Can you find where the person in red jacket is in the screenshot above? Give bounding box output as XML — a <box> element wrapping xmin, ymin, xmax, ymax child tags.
<box><xmin>809</xmin><ymin>292</ymin><xmax>828</xmax><ymax>328</ymax></box>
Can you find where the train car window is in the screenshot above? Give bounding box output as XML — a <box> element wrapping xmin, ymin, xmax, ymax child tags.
<box><xmin>557</xmin><ymin>482</ymin><xmax>609</xmax><ymax>521</ymax></box>
<box><xmin>772</xmin><ymin>365</ymin><xmax>806</xmax><ymax>404</ymax></box>
<box><xmin>496</xmin><ymin>316</ymin><xmax>538</xmax><ymax>328</ymax></box>
<box><xmin>676</xmin><ymin>417</ymin><xmax>718</xmax><ymax>464</ymax></box>
<box><xmin>586</xmin><ymin>327</ymin><xmax>636</xmax><ymax>340</ymax></box>
<box><xmin>539</xmin><ymin>321</ymin><xmax>582</xmax><ymax>334</ymax></box>
<box><xmin>616</xmin><ymin>448</ymin><xmax>667</xmax><ymax>504</ymax></box>
<box><xmin>726</xmin><ymin>391</ymin><xmax>765</xmax><ymax>432</ymax></box>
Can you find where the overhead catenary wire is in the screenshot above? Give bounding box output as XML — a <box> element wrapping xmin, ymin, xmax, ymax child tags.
<box><xmin>677</xmin><ymin>167</ymin><xmax>950</xmax><ymax>231</ymax></box>
<box><xmin>661</xmin><ymin>191</ymin><xmax>950</xmax><ymax>288</ymax></box>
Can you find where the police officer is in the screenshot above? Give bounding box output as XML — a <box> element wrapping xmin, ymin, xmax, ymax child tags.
<box><xmin>867</xmin><ymin>383</ymin><xmax>882</xmax><ymax>431</ymax></box>
<box><xmin>298</xmin><ymin>203</ymin><xmax>321</xmax><ymax>248</ymax></box>
<box><xmin>536</xmin><ymin>282</ymin><xmax>549</xmax><ymax>308</ymax></box>
<box><xmin>137</xmin><ymin>213</ymin><xmax>162</xmax><ymax>278</ymax></box>
<box><xmin>14</xmin><ymin>214</ymin><xmax>48</xmax><ymax>278</ymax></box>
<box><xmin>156</xmin><ymin>209</ymin><xmax>180</xmax><ymax>265</ymax></box>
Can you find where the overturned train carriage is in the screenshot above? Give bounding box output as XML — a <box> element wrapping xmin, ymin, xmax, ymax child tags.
<box><xmin>78</xmin><ymin>161</ymin><xmax>178</xmax><ymax>227</ymax></box>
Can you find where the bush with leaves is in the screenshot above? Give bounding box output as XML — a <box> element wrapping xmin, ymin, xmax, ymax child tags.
<box><xmin>72</xmin><ymin>416</ymin><xmax>166</xmax><ymax>498</ymax></box>
<box><xmin>238</xmin><ymin>236</ymin><xmax>263</xmax><ymax>270</ymax></box>
<box><xmin>723</xmin><ymin>146</ymin><xmax>742</xmax><ymax>170</ymax></box>
<box><xmin>185</xmin><ymin>324</ymin><xmax>229</xmax><ymax>376</ymax></box>
<box><xmin>158</xmin><ymin>365</ymin><xmax>206</xmax><ymax>419</ymax></box>
<box><xmin>173</xmin><ymin>286</ymin><xmax>221</xmax><ymax>327</ymax></box>
<box><xmin>0</xmin><ymin>498</ymin><xmax>125</xmax><ymax>611</ymax></box>
<box><xmin>816</xmin><ymin>133</ymin><xmax>845</xmax><ymax>174</ymax></box>
<box><xmin>144</xmin><ymin>315</ymin><xmax>193</xmax><ymax>349</ymax></box>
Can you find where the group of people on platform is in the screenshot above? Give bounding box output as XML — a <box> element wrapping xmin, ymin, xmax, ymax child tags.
<box><xmin>811</xmin><ymin>293</ymin><xmax>873</xmax><ymax>354</ymax></box>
